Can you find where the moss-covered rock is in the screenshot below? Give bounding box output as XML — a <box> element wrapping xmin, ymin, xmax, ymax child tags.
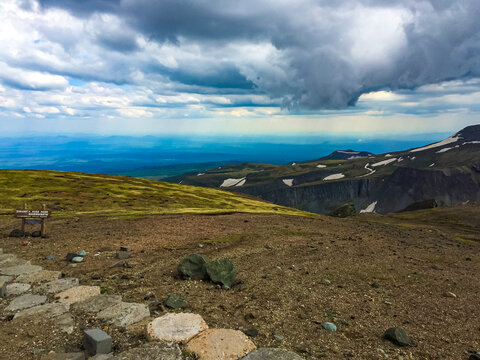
<box><xmin>177</xmin><ymin>254</ymin><xmax>209</xmax><ymax>280</ymax></box>
<box><xmin>327</xmin><ymin>203</ymin><xmax>356</xmax><ymax>218</ymax></box>
<box><xmin>205</xmin><ymin>258</ymin><xmax>237</xmax><ymax>289</ymax></box>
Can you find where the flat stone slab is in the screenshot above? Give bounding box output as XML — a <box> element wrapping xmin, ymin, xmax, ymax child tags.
<box><xmin>0</xmin><ymin>253</ymin><xmax>18</xmax><ymax>264</ymax></box>
<box><xmin>0</xmin><ymin>257</ymin><xmax>29</xmax><ymax>268</ymax></box>
<box><xmin>147</xmin><ymin>313</ymin><xmax>208</xmax><ymax>343</ymax></box>
<box><xmin>0</xmin><ymin>275</ymin><xmax>12</xmax><ymax>297</ymax></box>
<box><xmin>17</xmin><ymin>269</ymin><xmax>62</xmax><ymax>284</ymax></box>
<box><xmin>5</xmin><ymin>293</ymin><xmax>47</xmax><ymax>311</ymax></box>
<box><xmin>0</xmin><ymin>263</ymin><xmax>43</xmax><ymax>276</ymax></box>
<box><xmin>241</xmin><ymin>348</ymin><xmax>305</xmax><ymax>360</ymax></box>
<box><xmin>14</xmin><ymin>302</ymin><xmax>70</xmax><ymax>320</ymax></box>
<box><xmin>6</xmin><ymin>282</ymin><xmax>31</xmax><ymax>295</ymax></box>
<box><xmin>56</xmin><ymin>285</ymin><xmax>100</xmax><ymax>305</ymax></box>
<box><xmin>97</xmin><ymin>302</ymin><xmax>150</xmax><ymax>327</ymax></box>
<box><xmin>186</xmin><ymin>329</ymin><xmax>257</xmax><ymax>360</ymax></box>
<box><xmin>71</xmin><ymin>294</ymin><xmax>122</xmax><ymax>314</ymax></box>
<box><xmin>34</xmin><ymin>278</ymin><xmax>79</xmax><ymax>294</ymax></box>
<box><xmin>114</xmin><ymin>342</ymin><xmax>182</xmax><ymax>360</ymax></box>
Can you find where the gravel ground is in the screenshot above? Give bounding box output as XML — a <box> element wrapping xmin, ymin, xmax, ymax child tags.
<box><xmin>0</xmin><ymin>208</ymin><xmax>479</xmax><ymax>359</ymax></box>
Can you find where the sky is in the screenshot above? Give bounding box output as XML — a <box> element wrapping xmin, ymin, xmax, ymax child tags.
<box><xmin>1</xmin><ymin>0</ymin><xmax>480</xmax><ymax>137</ymax></box>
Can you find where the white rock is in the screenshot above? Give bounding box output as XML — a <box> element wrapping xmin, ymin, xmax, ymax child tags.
<box><xmin>147</xmin><ymin>313</ymin><xmax>208</xmax><ymax>343</ymax></box>
<box><xmin>6</xmin><ymin>282</ymin><xmax>31</xmax><ymax>295</ymax></box>
<box><xmin>97</xmin><ymin>302</ymin><xmax>150</xmax><ymax>327</ymax></box>
<box><xmin>56</xmin><ymin>285</ymin><xmax>100</xmax><ymax>305</ymax></box>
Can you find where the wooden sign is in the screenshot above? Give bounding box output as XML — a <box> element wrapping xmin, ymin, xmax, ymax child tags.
<box><xmin>14</xmin><ymin>210</ymin><xmax>50</xmax><ymax>218</ymax></box>
<box><xmin>14</xmin><ymin>204</ymin><xmax>50</xmax><ymax>238</ymax></box>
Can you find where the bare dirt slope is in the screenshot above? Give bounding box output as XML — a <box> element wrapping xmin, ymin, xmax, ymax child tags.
<box><xmin>0</xmin><ymin>205</ymin><xmax>479</xmax><ymax>359</ymax></box>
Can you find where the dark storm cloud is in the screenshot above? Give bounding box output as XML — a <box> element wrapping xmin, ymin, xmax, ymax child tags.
<box><xmin>37</xmin><ymin>0</ymin><xmax>480</xmax><ymax>109</ymax></box>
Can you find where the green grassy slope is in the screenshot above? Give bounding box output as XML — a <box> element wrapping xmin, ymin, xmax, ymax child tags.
<box><xmin>0</xmin><ymin>170</ymin><xmax>311</xmax><ymax>218</ymax></box>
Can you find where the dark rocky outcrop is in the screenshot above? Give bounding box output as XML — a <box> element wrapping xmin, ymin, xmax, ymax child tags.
<box><xmin>177</xmin><ymin>254</ymin><xmax>208</xmax><ymax>280</ymax></box>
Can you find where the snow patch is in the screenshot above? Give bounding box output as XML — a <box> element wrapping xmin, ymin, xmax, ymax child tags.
<box><xmin>410</xmin><ymin>136</ymin><xmax>459</xmax><ymax>153</ymax></box>
<box><xmin>220</xmin><ymin>178</ymin><xmax>246</xmax><ymax>187</ymax></box>
<box><xmin>323</xmin><ymin>173</ymin><xmax>345</xmax><ymax>181</ymax></box>
<box><xmin>360</xmin><ymin>201</ymin><xmax>377</xmax><ymax>213</ymax></box>
<box><xmin>291</xmin><ymin>162</ymin><xmax>296</xmax><ymax>166</ymax></box>
<box><xmin>463</xmin><ymin>141</ymin><xmax>480</xmax><ymax>145</ymax></box>
<box><xmin>371</xmin><ymin>158</ymin><xmax>397</xmax><ymax>167</ymax></box>
<box><xmin>197</xmin><ymin>173</ymin><xmax>205</xmax><ymax>176</ymax></box>
<box><xmin>429</xmin><ymin>163</ymin><xmax>435</xmax><ymax>167</ymax></box>
<box><xmin>385</xmin><ymin>154</ymin><xmax>392</xmax><ymax>157</ymax></box>
<box><xmin>316</xmin><ymin>164</ymin><xmax>326</xmax><ymax>168</ymax></box>
<box><xmin>436</xmin><ymin>145</ymin><xmax>459</xmax><ymax>153</ymax></box>
<box><xmin>338</xmin><ymin>150</ymin><xmax>360</xmax><ymax>154</ymax></box>
<box><xmin>397</xmin><ymin>157</ymin><xmax>404</xmax><ymax>162</ymax></box>
<box><xmin>358</xmin><ymin>163</ymin><xmax>376</xmax><ymax>177</ymax></box>
<box><xmin>282</xmin><ymin>179</ymin><xmax>294</xmax><ymax>187</ymax></box>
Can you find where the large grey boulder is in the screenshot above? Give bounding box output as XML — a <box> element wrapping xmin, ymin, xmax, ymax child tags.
<box><xmin>177</xmin><ymin>254</ymin><xmax>208</xmax><ymax>280</ymax></box>
<box><xmin>205</xmin><ymin>258</ymin><xmax>237</xmax><ymax>288</ymax></box>
<box><xmin>242</xmin><ymin>348</ymin><xmax>306</xmax><ymax>359</ymax></box>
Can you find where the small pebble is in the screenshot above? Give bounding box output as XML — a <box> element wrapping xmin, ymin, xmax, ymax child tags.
<box><xmin>323</xmin><ymin>322</ymin><xmax>337</xmax><ymax>332</ymax></box>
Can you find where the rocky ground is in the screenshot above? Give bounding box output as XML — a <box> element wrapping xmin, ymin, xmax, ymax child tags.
<box><xmin>0</xmin><ymin>205</ymin><xmax>479</xmax><ymax>359</ymax></box>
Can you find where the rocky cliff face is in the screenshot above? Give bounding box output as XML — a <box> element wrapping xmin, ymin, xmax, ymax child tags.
<box><xmin>235</xmin><ymin>166</ymin><xmax>480</xmax><ymax>214</ymax></box>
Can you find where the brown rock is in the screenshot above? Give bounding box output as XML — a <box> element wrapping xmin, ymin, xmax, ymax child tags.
<box><xmin>186</xmin><ymin>329</ymin><xmax>256</xmax><ymax>360</ymax></box>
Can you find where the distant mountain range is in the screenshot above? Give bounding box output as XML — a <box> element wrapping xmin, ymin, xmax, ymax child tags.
<box><xmin>166</xmin><ymin>125</ymin><xmax>480</xmax><ymax>214</ymax></box>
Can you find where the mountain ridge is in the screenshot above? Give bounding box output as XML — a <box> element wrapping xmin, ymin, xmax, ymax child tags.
<box><xmin>167</xmin><ymin>125</ymin><xmax>480</xmax><ymax>214</ymax></box>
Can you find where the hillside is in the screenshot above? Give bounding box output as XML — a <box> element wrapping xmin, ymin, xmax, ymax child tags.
<box><xmin>168</xmin><ymin>125</ymin><xmax>480</xmax><ymax>214</ymax></box>
<box><xmin>0</xmin><ymin>170</ymin><xmax>309</xmax><ymax>218</ymax></box>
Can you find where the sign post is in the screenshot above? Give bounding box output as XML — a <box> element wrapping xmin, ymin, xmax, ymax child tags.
<box><xmin>14</xmin><ymin>203</ymin><xmax>51</xmax><ymax>238</ymax></box>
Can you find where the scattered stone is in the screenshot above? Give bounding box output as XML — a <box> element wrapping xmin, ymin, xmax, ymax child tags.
<box><xmin>45</xmin><ymin>255</ymin><xmax>56</xmax><ymax>260</ymax></box>
<box><xmin>320</xmin><ymin>278</ymin><xmax>331</xmax><ymax>285</ymax></box>
<box><xmin>116</xmin><ymin>251</ymin><xmax>129</xmax><ymax>259</ymax></box>
<box><xmin>5</xmin><ymin>293</ymin><xmax>47</xmax><ymax>311</ymax></box>
<box><xmin>16</xmin><ymin>269</ymin><xmax>62</xmax><ymax>284</ymax></box>
<box><xmin>83</xmin><ymin>329</ymin><xmax>112</xmax><ymax>356</ymax></box>
<box><xmin>323</xmin><ymin>322</ymin><xmax>337</xmax><ymax>332</ymax></box>
<box><xmin>384</xmin><ymin>327</ymin><xmax>412</xmax><ymax>346</ymax></box>
<box><xmin>120</xmin><ymin>246</ymin><xmax>131</xmax><ymax>252</ymax></box>
<box><xmin>72</xmin><ymin>257</ymin><xmax>84</xmax><ymax>263</ymax></box>
<box><xmin>243</xmin><ymin>328</ymin><xmax>259</xmax><ymax>338</ymax></box>
<box><xmin>241</xmin><ymin>348</ymin><xmax>305</xmax><ymax>360</ymax></box>
<box><xmin>178</xmin><ymin>254</ymin><xmax>209</xmax><ymax>280</ymax></box>
<box><xmin>96</xmin><ymin>302</ymin><xmax>150</xmax><ymax>327</ymax></box>
<box><xmin>111</xmin><ymin>261</ymin><xmax>132</xmax><ymax>269</ymax></box>
<box><xmin>31</xmin><ymin>231</ymin><xmax>42</xmax><ymax>238</ymax></box>
<box><xmin>273</xmin><ymin>335</ymin><xmax>284</xmax><ymax>341</ymax></box>
<box><xmin>66</xmin><ymin>253</ymin><xmax>78</xmax><ymax>262</ymax></box>
<box><xmin>14</xmin><ymin>302</ymin><xmax>70</xmax><ymax>320</ymax></box>
<box><xmin>78</xmin><ymin>250</ymin><xmax>87</xmax><ymax>256</ymax></box>
<box><xmin>41</xmin><ymin>353</ymin><xmax>85</xmax><ymax>360</ymax></box>
<box><xmin>371</xmin><ymin>283</ymin><xmax>380</xmax><ymax>288</ymax></box>
<box><xmin>205</xmin><ymin>258</ymin><xmax>237</xmax><ymax>288</ymax></box>
<box><xmin>9</xmin><ymin>229</ymin><xmax>25</xmax><ymax>237</ymax></box>
<box><xmin>71</xmin><ymin>294</ymin><xmax>122</xmax><ymax>314</ymax></box>
<box><xmin>186</xmin><ymin>329</ymin><xmax>256</xmax><ymax>360</ymax></box>
<box><xmin>164</xmin><ymin>294</ymin><xmax>188</xmax><ymax>309</ymax></box>
<box><xmin>91</xmin><ymin>274</ymin><xmax>101</xmax><ymax>280</ymax></box>
<box><xmin>112</xmin><ymin>342</ymin><xmax>182</xmax><ymax>360</ymax></box>
<box><xmin>0</xmin><ymin>263</ymin><xmax>43</xmax><ymax>276</ymax></box>
<box><xmin>6</xmin><ymin>282</ymin><xmax>31</xmax><ymax>295</ymax></box>
<box><xmin>469</xmin><ymin>354</ymin><xmax>480</xmax><ymax>360</ymax></box>
<box><xmin>34</xmin><ymin>278</ymin><xmax>79</xmax><ymax>294</ymax></box>
<box><xmin>444</xmin><ymin>291</ymin><xmax>457</xmax><ymax>298</ymax></box>
<box><xmin>56</xmin><ymin>286</ymin><xmax>101</xmax><ymax>305</ymax></box>
<box><xmin>147</xmin><ymin>313</ymin><xmax>208</xmax><ymax>343</ymax></box>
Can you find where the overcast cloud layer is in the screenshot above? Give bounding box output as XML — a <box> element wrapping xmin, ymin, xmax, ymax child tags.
<box><xmin>1</xmin><ymin>0</ymin><xmax>480</xmax><ymax>135</ymax></box>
